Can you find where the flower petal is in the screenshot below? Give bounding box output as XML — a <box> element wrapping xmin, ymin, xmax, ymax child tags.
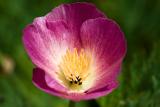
<box><xmin>23</xmin><ymin>18</ymin><xmax>79</xmax><ymax>77</ymax></box>
<box><xmin>80</xmin><ymin>18</ymin><xmax>126</xmax><ymax>91</ymax></box>
<box><xmin>83</xmin><ymin>81</ymin><xmax>118</xmax><ymax>100</ymax></box>
<box><xmin>33</xmin><ymin>68</ymin><xmax>117</xmax><ymax>101</ymax></box>
<box><xmin>45</xmin><ymin>72</ymin><xmax>67</xmax><ymax>93</ymax></box>
<box><xmin>32</xmin><ymin>68</ymin><xmax>73</xmax><ymax>100</ymax></box>
<box><xmin>46</xmin><ymin>2</ymin><xmax>105</xmax><ymax>35</ymax></box>
<box><xmin>32</xmin><ymin>68</ymin><xmax>68</xmax><ymax>98</ymax></box>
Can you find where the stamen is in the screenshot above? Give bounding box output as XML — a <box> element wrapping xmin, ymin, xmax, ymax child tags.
<box><xmin>78</xmin><ymin>82</ymin><xmax>82</xmax><ymax>85</ymax></box>
<box><xmin>59</xmin><ymin>48</ymin><xmax>91</xmax><ymax>89</ymax></box>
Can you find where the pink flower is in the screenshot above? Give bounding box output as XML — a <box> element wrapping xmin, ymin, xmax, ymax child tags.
<box><xmin>23</xmin><ymin>2</ymin><xmax>126</xmax><ymax>101</ymax></box>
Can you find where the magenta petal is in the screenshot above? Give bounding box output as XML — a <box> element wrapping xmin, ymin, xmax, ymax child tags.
<box><xmin>32</xmin><ymin>68</ymin><xmax>83</xmax><ymax>101</ymax></box>
<box><xmin>88</xmin><ymin>62</ymin><xmax>121</xmax><ymax>93</ymax></box>
<box><xmin>46</xmin><ymin>2</ymin><xmax>105</xmax><ymax>34</ymax></box>
<box><xmin>80</xmin><ymin>18</ymin><xmax>126</xmax><ymax>91</ymax></box>
<box><xmin>33</xmin><ymin>68</ymin><xmax>117</xmax><ymax>101</ymax></box>
<box><xmin>83</xmin><ymin>81</ymin><xmax>118</xmax><ymax>100</ymax></box>
<box><xmin>81</xmin><ymin>18</ymin><xmax>126</xmax><ymax>65</ymax></box>
<box><xmin>46</xmin><ymin>21</ymin><xmax>81</xmax><ymax>48</ymax></box>
<box><xmin>23</xmin><ymin>18</ymin><xmax>79</xmax><ymax>75</ymax></box>
<box><xmin>32</xmin><ymin>68</ymin><xmax>67</xmax><ymax>98</ymax></box>
<box><xmin>45</xmin><ymin>73</ymin><xmax>67</xmax><ymax>92</ymax></box>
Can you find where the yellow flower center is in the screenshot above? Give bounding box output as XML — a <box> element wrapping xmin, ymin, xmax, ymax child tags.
<box><xmin>58</xmin><ymin>48</ymin><xmax>93</xmax><ymax>91</ymax></box>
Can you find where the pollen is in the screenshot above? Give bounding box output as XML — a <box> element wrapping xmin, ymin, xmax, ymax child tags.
<box><xmin>59</xmin><ymin>48</ymin><xmax>91</xmax><ymax>87</ymax></box>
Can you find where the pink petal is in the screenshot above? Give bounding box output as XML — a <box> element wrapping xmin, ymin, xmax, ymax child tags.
<box><xmin>45</xmin><ymin>73</ymin><xmax>67</xmax><ymax>93</ymax></box>
<box><xmin>32</xmin><ymin>68</ymin><xmax>85</xmax><ymax>101</ymax></box>
<box><xmin>80</xmin><ymin>18</ymin><xmax>126</xmax><ymax>91</ymax></box>
<box><xmin>23</xmin><ymin>18</ymin><xmax>80</xmax><ymax>76</ymax></box>
<box><xmin>32</xmin><ymin>68</ymin><xmax>67</xmax><ymax>98</ymax></box>
<box><xmin>33</xmin><ymin>68</ymin><xmax>118</xmax><ymax>101</ymax></box>
<box><xmin>83</xmin><ymin>81</ymin><xmax>118</xmax><ymax>100</ymax></box>
<box><xmin>46</xmin><ymin>2</ymin><xmax>105</xmax><ymax>35</ymax></box>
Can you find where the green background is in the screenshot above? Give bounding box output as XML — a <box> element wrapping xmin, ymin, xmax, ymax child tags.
<box><xmin>0</xmin><ymin>0</ymin><xmax>160</xmax><ymax>107</ymax></box>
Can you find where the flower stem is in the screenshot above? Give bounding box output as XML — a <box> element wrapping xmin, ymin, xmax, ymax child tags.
<box><xmin>69</xmin><ymin>100</ymin><xmax>76</xmax><ymax>107</ymax></box>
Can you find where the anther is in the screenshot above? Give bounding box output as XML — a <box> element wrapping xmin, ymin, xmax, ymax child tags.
<box><xmin>77</xmin><ymin>78</ymin><xmax>82</xmax><ymax>82</ymax></box>
<box><xmin>70</xmin><ymin>81</ymin><xmax>73</xmax><ymax>84</ymax></box>
<box><xmin>78</xmin><ymin>82</ymin><xmax>82</xmax><ymax>85</ymax></box>
<box><xmin>74</xmin><ymin>81</ymin><xmax>78</xmax><ymax>84</ymax></box>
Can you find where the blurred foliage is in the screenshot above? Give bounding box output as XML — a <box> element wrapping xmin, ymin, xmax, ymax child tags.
<box><xmin>0</xmin><ymin>0</ymin><xmax>160</xmax><ymax>107</ymax></box>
